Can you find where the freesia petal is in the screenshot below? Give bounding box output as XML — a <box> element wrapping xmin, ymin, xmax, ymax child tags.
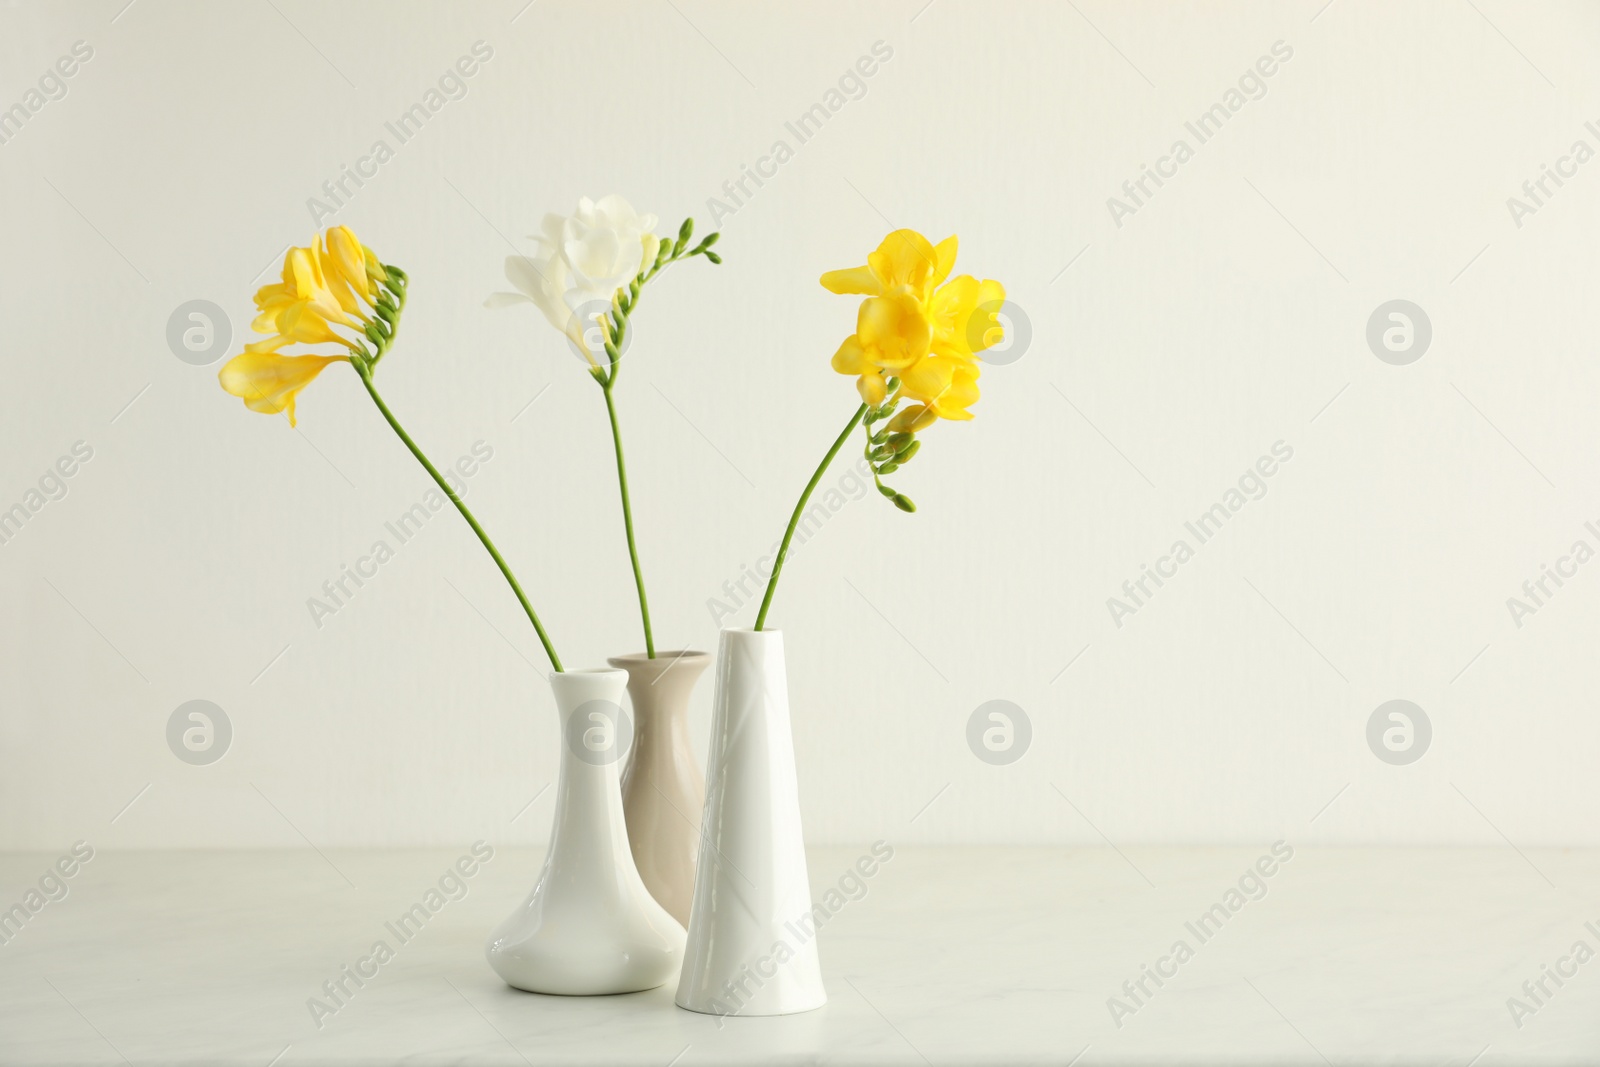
<box><xmin>933</xmin><ymin>371</ymin><xmax>980</xmax><ymax>419</ymax></box>
<box><xmin>932</xmin><ymin>235</ymin><xmax>958</xmax><ymax>287</ymax></box>
<box><xmin>898</xmin><ymin>355</ymin><xmax>954</xmax><ymax>402</ymax></box>
<box><xmin>866</xmin><ymin>229</ymin><xmax>937</xmax><ymax>296</ymax></box>
<box><xmin>831</xmin><ymin>334</ymin><xmax>870</xmax><ymax>375</ymax></box>
<box><xmin>504</xmin><ymin>255</ymin><xmax>552</xmax><ymax>301</ymax></box>
<box><xmin>819</xmin><ymin>265</ymin><xmax>882</xmax><ymax>296</ymax></box>
<box><xmin>277</xmin><ymin>302</ymin><xmax>346</xmax><ymax>346</ymax></box>
<box><xmin>972</xmin><ymin>278</ymin><xmax>1007</xmax><ymax>351</ymax></box>
<box><xmin>857</xmin><ymin>291</ymin><xmax>932</xmax><ymax>370</ymax></box>
<box><xmin>325</xmin><ymin>226</ymin><xmax>371</xmax><ymax>302</ymax></box>
<box><xmin>218</xmin><ymin>349</ymin><xmax>345</xmax><ymax>427</ymax></box>
<box><xmin>564</xmin><ymin>230</ymin><xmax>615</xmax><ymax>279</ymax></box>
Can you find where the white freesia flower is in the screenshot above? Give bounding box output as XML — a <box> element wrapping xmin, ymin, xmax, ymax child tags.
<box><xmin>486</xmin><ymin>195</ymin><xmax>660</xmax><ymax>358</ymax></box>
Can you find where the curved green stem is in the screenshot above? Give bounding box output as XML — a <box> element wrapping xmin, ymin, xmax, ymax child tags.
<box><xmin>354</xmin><ymin>362</ymin><xmax>564</xmax><ymax>673</ymax></box>
<box><xmin>754</xmin><ymin>403</ymin><xmax>868</xmax><ymax>631</ymax></box>
<box><xmin>603</xmin><ymin>383</ymin><xmax>654</xmax><ymax>657</ymax></box>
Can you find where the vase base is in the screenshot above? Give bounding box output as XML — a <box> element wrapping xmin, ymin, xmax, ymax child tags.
<box><xmin>674</xmin><ymin>991</ymin><xmax>828</xmax><ymax>1017</ymax></box>
<box><xmin>486</xmin><ymin>921</ymin><xmax>685</xmax><ymax>997</ymax></box>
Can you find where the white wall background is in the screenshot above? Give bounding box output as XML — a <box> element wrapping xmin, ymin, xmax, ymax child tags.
<box><xmin>2</xmin><ymin>0</ymin><xmax>1598</xmax><ymax>850</ymax></box>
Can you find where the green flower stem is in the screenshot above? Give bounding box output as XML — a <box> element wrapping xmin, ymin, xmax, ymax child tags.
<box><xmin>754</xmin><ymin>403</ymin><xmax>868</xmax><ymax>632</ymax></box>
<box><xmin>590</xmin><ymin>229</ymin><xmax>719</xmax><ymax>658</ymax></box>
<box><xmin>353</xmin><ymin>360</ymin><xmax>564</xmax><ymax>673</ymax></box>
<box><xmin>602</xmin><ymin>382</ymin><xmax>654</xmax><ymax>658</ymax></box>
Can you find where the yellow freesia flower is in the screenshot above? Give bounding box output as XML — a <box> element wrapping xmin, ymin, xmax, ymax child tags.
<box><xmin>218</xmin><ymin>343</ymin><xmax>347</xmax><ymax>424</ymax></box>
<box><xmin>821</xmin><ymin>228</ymin><xmax>1004</xmax><ymax>422</ymax></box>
<box><xmin>219</xmin><ymin>226</ymin><xmax>397</xmax><ymax>426</ymax></box>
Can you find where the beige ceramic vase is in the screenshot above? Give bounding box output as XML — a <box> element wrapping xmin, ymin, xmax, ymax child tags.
<box><xmin>607</xmin><ymin>650</ymin><xmax>712</xmax><ymax>926</ymax></box>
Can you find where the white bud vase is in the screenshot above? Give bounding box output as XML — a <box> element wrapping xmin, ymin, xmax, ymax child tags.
<box><xmin>485</xmin><ymin>668</ymin><xmax>685</xmax><ymax>995</ymax></box>
<box><xmin>675</xmin><ymin>628</ymin><xmax>826</xmax><ymax>1016</ymax></box>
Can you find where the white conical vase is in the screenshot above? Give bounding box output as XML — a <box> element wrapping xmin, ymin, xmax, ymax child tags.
<box><xmin>485</xmin><ymin>668</ymin><xmax>686</xmax><ymax>995</ymax></box>
<box><xmin>675</xmin><ymin>628</ymin><xmax>826</xmax><ymax>1016</ymax></box>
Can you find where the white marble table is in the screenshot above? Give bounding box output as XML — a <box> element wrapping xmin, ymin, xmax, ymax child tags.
<box><xmin>1</xmin><ymin>845</ymin><xmax>1597</xmax><ymax>1064</ymax></box>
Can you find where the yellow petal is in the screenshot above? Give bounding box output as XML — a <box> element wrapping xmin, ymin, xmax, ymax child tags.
<box><xmin>898</xmin><ymin>355</ymin><xmax>954</xmax><ymax>402</ymax></box>
<box><xmin>277</xmin><ymin>302</ymin><xmax>346</xmax><ymax>346</ymax></box>
<box><xmin>932</xmin><ymin>380</ymin><xmax>979</xmax><ymax>420</ymax></box>
<box><xmin>856</xmin><ymin>372</ymin><xmax>887</xmax><ymax>405</ymax></box>
<box><xmin>972</xmin><ymin>279</ymin><xmax>1007</xmax><ymax>353</ymax></box>
<box><xmin>325</xmin><ymin>226</ymin><xmax>371</xmax><ymax>302</ymax></box>
<box><xmin>218</xmin><ymin>349</ymin><xmax>346</xmax><ymax>427</ymax></box>
<box><xmin>932</xmin><ymin>235</ymin><xmax>958</xmax><ymax>288</ymax></box>
<box><xmin>820</xmin><ymin>264</ymin><xmax>883</xmax><ymax>296</ymax></box>
<box><xmin>866</xmin><ymin>229</ymin><xmax>937</xmax><ymax>297</ymax></box>
<box><xmin>831</xmin><ymin>334</ymin><xmax>870</xmax><ymax>375</ymax></box>
<box><xmin>857</xmin><ymin>291</ymin><xmax>932</xmax><ymax>370</ymax></box>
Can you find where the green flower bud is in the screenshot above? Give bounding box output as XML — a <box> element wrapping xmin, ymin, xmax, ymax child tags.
<box><xmin>704</xmin><ymin>250</ymin><xmax>722</xmax><ymax>264</ymax></box>
<box><xmin>899</xmin><ymin>440</ymin><xmax>921</xmax><ymax>462</ymax></box>
<box><xmin>889</xmin><ymin>433</ymin><xmax>913</xmax><ymax>452</ymax></box>
<box><xmin>893</xmin><ymin>494</ymin><xmax>916</xmax><ymax>513</ymax></box>
<box><xmin>696</xmin><ymin>232</ymin><xmax>721</xmax><ymax>249</ymax></box>
<box><xmin>876</xmin><ymin>461</ymin><xmax>899</xmax><ymax>475</ymax></box>
<box><xmin>678</xmin><ymin>218</ymin><xmax>694</xmax><ymax>244</ymax></box>
<box><xmin>870</xmin><ymin>445</ymin><xmax>894</xmax><ymax>461</ymax></box>
<box><xmin>878</xmin><ymin>484</ymin><xmax>897</xmax><ymax>499</ymax></box>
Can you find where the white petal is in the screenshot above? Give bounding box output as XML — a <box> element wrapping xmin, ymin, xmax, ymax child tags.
<box><xmin>504</xmin><ymin>255</ymin><xmax>552</xmax><ymax>300</ymax></box>
<box><xmin>539</xmin><ymin>213</ymin><xmax>564</xmax><ymax>245</ymax></box>
<box><xmin>484</xmin><ymin>291</ymin><xmax>531</xmax><ymax>309</ymax></box>
<box><xmin>594</xmin><ymin>194</ymin><xmax>633</xmax><ymax>225</ymax></box>
<box><xmin>565</xmin><ymin>230</ymin><xmax>625</xmax><ymax>282</ymax></box>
